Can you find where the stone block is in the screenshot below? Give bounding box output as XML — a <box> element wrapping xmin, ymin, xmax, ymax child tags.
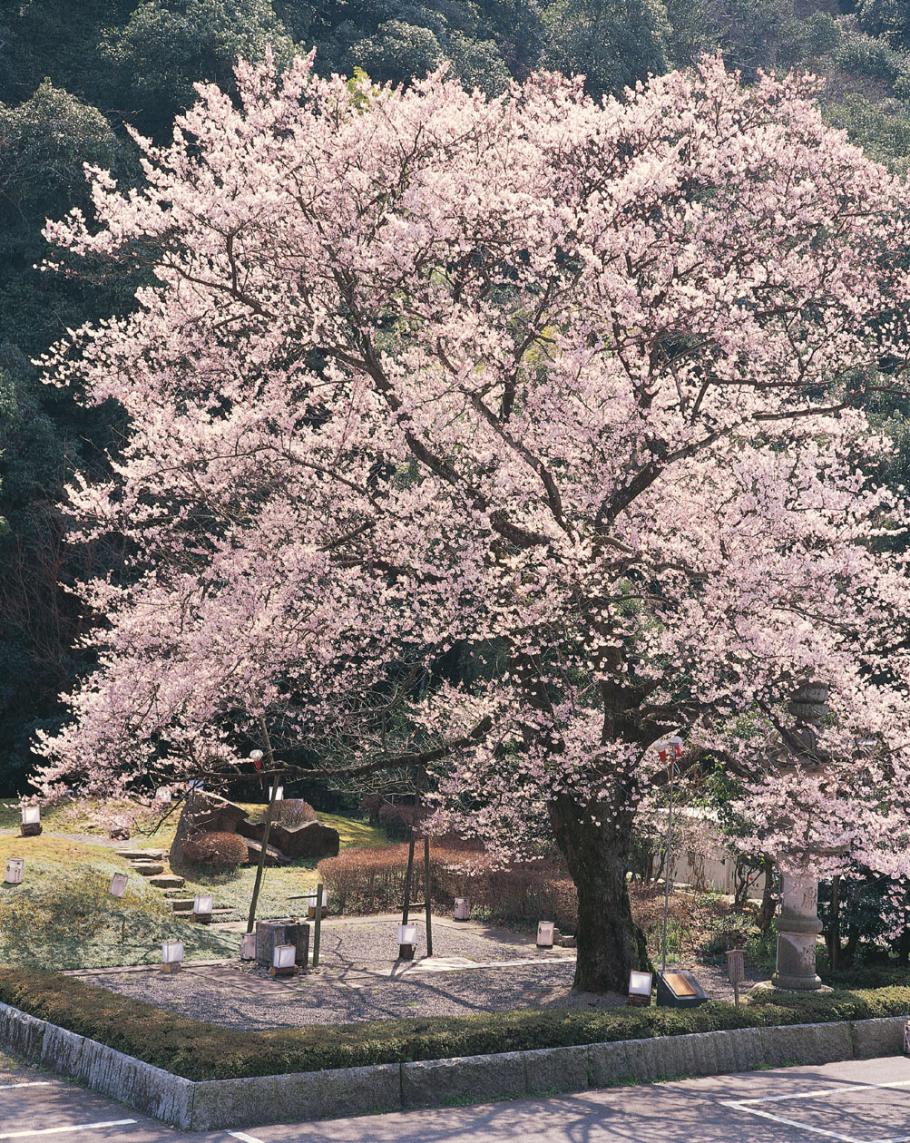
<box><xmin>190</xmin><ymin>1065</ymin><xmax>401</xmax><ymax>1130</ymax></box>
<box><xmin>587</xmin><ymin>1041</ymin><xmax>633</xmax><ymax>1088</ymax></box>
<box><xmin>40</xmin><ymin>1024</ymin><xmax>84</xmax><ymax>1075</ymax></box>
<box><xmin>240</xmin><ymin>819</ymin><xmax>340</xmax><ymax>860</ymax></box>
<box><xmin>255</xmin><ymin>919</ymin><xmax>310</xmax><ymax>967</ymax></box>
<box><xmin>852</xmin><ymin>1016</ymin><xmax>907</xmax><ymax>1059</ymax></box>
<box><xmin>402</xmin><ymin>1052</ymin><xmax>526</xmax><ymax>1109</ymax></box>
<box><xmin>523</xmin><ymin>1045</ymin><xmax>589</xmax><ymax>1095</ymax></box>
<box><xmin>759</xmin><ymin>1021</ymin><xmax>852</xmax><ymax>1068</ymax></box>
<box><xmin>0</xmin><ymin>1002</ymin><xmax>45</xmax><ymax>1062</ymax></box>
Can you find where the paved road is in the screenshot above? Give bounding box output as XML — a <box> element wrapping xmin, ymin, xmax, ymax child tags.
<box><xmin>3</xmin><ymin>1050</ymin><xmax>910</xmax><ymax>1141</ymax></box>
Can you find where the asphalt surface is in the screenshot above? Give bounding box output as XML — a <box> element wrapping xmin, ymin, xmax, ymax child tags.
<box><xmin>3</xmin><ymin>1050</ymin><xmax>910</xmax><ymax>1141</ymax></box>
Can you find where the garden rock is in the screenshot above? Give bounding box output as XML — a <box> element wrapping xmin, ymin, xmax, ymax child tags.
<box><xmin>239</xmin><ymin>819</ymin><xmax>339</xmax><ymax>860</ymax></box>
<box><xmin>170</xmin><ymin>792</ymin><xmax>249</xmax><ymax>870</ymax></box>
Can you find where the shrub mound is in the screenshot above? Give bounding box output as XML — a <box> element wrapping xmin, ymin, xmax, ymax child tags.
<box><xmin>0</xmin><ymin>969</ymin><xmax>907</xmax><ymax>1081</ymax></box>
<box><xmin>181</xmin><ymin>831</ymin><xmax>249</xmax><ymax>871</ymax></box>
<box><xmin>272</xmin><ymin>799</ymin><xmax>317</xmax><ymax>828</ymax></box>
<box><xmin>317</xmin><ymin>844</ymin><xmax>577</xmax><ymax>927</ymax></box>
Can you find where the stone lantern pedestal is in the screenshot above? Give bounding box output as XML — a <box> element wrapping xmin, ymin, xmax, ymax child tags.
<box><xmin>773</xmin><ymin>869</ymin><xmax>823</xmax><ymax>991</ymax></box>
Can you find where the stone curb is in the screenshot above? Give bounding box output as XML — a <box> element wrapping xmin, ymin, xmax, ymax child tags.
<box><xmin>0</xmin><ymin>1000</ymin><xmax>906</xmax><ymax>1131</ymax></box>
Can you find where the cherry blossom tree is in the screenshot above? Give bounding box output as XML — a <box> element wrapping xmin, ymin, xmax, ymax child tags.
<box><xmin>36</xmin><ymin>53</ymin><xmax>910</xmax><ymax>991</ymax></box>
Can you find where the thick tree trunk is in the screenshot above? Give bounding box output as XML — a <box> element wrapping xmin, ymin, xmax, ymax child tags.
<box><xmin>549</xmin><ymin>794</ymin><xmax>648</xmax><ymax>993</ymax></box>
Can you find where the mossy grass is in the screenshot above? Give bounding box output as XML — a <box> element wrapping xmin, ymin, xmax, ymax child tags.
<box><xmin>0</xmin><ymin>969</ymin><xmax>908</xmax><ymax>1081</ymax></box>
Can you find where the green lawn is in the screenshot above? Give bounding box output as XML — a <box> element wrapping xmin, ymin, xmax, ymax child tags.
<box><xmin>0</xmin><ymin>801</ymin><xmax>386</xmax><ymax>970</ymax></box>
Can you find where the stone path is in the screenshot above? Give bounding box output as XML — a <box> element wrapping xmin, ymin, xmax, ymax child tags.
<box><xmin>116</xmin><ymin>847</ymin><xmax>241</xmax><ymax>923</ymax></box>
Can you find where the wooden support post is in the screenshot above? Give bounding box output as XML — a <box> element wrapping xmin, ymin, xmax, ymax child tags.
<box><xmin>313</xmin><ymin>882</ymin><xmax>323</xmax><ymax>968</ymax></box>
<box><xmin>424</xmin><ymin>833</ymin><xmax>433</xmax><ymax>958</ymax></box>
<box><xmin>246</xmin><ymin>716</ymin><xmax>281</xmax><ymax>934</ymax></box>
<box><xmin>402</xmin><ymin>828</ymin><xmax>416</xmax><ymax>925</ymax></box>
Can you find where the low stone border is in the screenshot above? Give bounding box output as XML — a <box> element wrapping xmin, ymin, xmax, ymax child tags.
<box><xmin>0</xmin><ymin>1000</ymin><xmax>906</xmax><ymax>1131</ymax></box>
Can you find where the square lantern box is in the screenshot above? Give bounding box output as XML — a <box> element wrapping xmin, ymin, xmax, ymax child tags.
<box><xmin>656</xmin><ymin>970</ymin><xmax>709</xmax><ymax>1008</ymax></box>
<box><xmin>268</xmin><ymin>785</ymin><xmax>284</xmax><ymax>802</ymax></box>
<box><xmin>454</xmin><ymin>898</ymin><xmax>470</xmax><ymax>922</ymax></box>
<box><xmin>397</xmin><ymin>923</ymin><xmax>418</xmax><ymax>961</ymax></box>
<box><xmin>307</xmin><ymin>890</ymin><xmax>328</xmax><ymax>921</ymax></box>
<box><xmin>628</xmin><ymin>970</ymin><xmax>654</xmax><ymax>1007</ymax></box>
<box><xmin>109</xmin><ymin>873</ymin><xmax>129</xmax><ymax>899</ymax></box>
<box><xmin>4</xmin><ymin>858</ymin><xmax>24</xmax><ymax>886</ymax></box>
<box><xmin>272</xmin><ymin>943</ymin><xmax>298</xmax><ymax>977</ymax></box>
<box><xmin>193</xmin><ymin>894</ymin><xmax>213</xmax><ymax>924</ymax></box>
<box><xmin>240</xmin><ymin>932</ymin><xmax>257</xmax><ymax>960</ymax></box>
<box><xmin>536</xmin><ymin>921</ymin><xmax>555</xmax><ymax>949</ymax></box>
<box><xmin>154</xmin><ymin>786</ymin><xmax>172</xmax><ymax>804</ymax></box>
<box><xmin>20</xmin><ymin>805</ymin><xmax>41</xmax><ymax>837</ymax></box>
<box><xmin>161</xmin><ymin>940</ymin><xmax>184</xmax><ymax>974</ymax></box>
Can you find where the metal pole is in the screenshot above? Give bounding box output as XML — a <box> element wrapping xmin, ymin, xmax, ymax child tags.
<box><xmin>660</xmin><ymin>754</ymin><xmax>675</xmax><ymax>975</ymax></box>
<box><xmin>246</xmin><ymin>716</ymin><xmax>280</xmax><ymax>934</ymax></box>
<box><xmin>423</xmin><ymin>834</ymin><xmax>433</xmax><ymax>958</ymax></box>
<box><xmin>312</xmin><ymin>882</ymin><xmax>323</xmax><ymax>968</ymax></box>
<box><xmin>402</xmin><ymin>827</ymin><xmax>418</xmax><ymax>923</ymax></box>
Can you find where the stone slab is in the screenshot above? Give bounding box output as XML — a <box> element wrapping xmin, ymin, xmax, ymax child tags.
<box><xmin>851</xmin><ymin>1015</ymin><xmax>907</xmax><ymax>1059</ymax></box>
<box><xmin>190</xmin><ymin>1064</ymin><xmax>401</xmax><ymax>1130</ymax></box>
<box><xmin>149</xmin><ymin>874</ymin><xmax>185</xmax><ymax>888</ymax></box>
<box><xmin>759</xmin><ymin>1021</ymin><xmax>853</xmax><ymax>1068</ymax></box>
<box><xmin>134</xmin><ymin>862</ymin><xmax>165</xmax><ymax>876</ymax></box>
<box><xmin>402</xmin><ymin>1051</ymin><xmax>527</xmax><ymax>1109</ymax></box>
<box><xmin>523</xmin><ymin>1045</ymin><xmax>589</xmax><ymax>1095</ymax></box>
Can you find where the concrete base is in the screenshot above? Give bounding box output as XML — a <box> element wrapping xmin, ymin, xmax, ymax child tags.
<box><xmin>1</xmin><ymin>999</ymin><xmax>908</xmax><ymax>1131</ymax></box>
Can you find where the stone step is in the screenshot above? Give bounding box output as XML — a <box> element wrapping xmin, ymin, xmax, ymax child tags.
<box><xmin>133</xmin><ymin>862</ymin><xmax>165</xmax><ymax>876</ymax></box>
<box><xmin>116</xmin><ymin>849</ymin><xmax>164</xmax><ymax>861</ymax></box>
<box><xmin>169</xmin><ymin>898</ymin><xmax>196</xmax><ymax>912</ymax></box>
<box><xmin>161</xmin><ymin>887</ymin><xmax>188</xmax><ymax>897</ymax></box>
<box><xmin>148</xmin><ymin>874</ymin><xmax>185</xmax><ymax>888</ymax></box>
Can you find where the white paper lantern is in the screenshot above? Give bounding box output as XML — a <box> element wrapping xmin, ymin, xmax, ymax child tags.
<box><xmin>454</xmin><ymin>897</ymin><xmax>470</xmax><ymax>921</ymax></box>
<box><xmin>240</xmin><ymin>932</ymin><xmax>257</xmax><ymax>960</ymax></box>
<box><xmin>154</xmin><ymin>786</ymin><xmax>172</xmax><ymax>803</ymax></box>
<box><xmin>4</xmin><ymin>858</ymin><xmax>24</xmax><ymax>885</ymax></box>
<box><xmin>397</xmin><ymin>924</ymin><xmax>418</xmax><ymax>946</ymax></box>
<box><xmin>268</xmin><ymin>785</ymin><xmax>284</xmax><ymax>802</ymax></box>
<box><xmin>536</xmin><ymin>921</ymin><xmax>555</xmax><ymax>948</ymax></box>
<box><xmin>628</xmin><ymin>970</ymin><xmax>653</xmax><ymax>1000</ymax></box>
<box><xmin>109</xmin><ymin>873</ymin><xmax>129</xmax><ymax>898</ymax></box>
<box><xmin>272</xmin><ymin>943</ymin><xmax>296</xmax><ymax>970</ymax></box>
<box><xmin>193</xmin><ymin>894</ymin><xmax>213</xmax><ymax>916</ymax></box>
<box><xmin>162</xmin><ymin>940</ymin><xmax>184</xmax><ymax>965</ymax></box>
<box><xmin>20</xmin><ymin>805</ymin><xmax>40</xmax><ymax>827</ymax></box>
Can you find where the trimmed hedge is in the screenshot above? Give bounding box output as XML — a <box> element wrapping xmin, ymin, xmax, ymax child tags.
<box><xmin>0</xmin><ymin>970</ymin><xmax>909</xmax><ymax>1082</ymax></box>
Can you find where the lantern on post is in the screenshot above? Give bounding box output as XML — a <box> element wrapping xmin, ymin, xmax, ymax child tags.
<box><xmin>20</xmin><ymin>804</ymin><xmax>41</xmax><ymax>837</ymax></box>
<box><xmin>536</xmin><ymin>921</ymin><xmax>555</xmax><ymax>949</ymax></box>
<box><xmin>272</xmin><ymin>943</ymin><xmax>297</xmax><ymax>977</ymax></box>
<box><xmin>109</xmin><ymin>873</ymin><xmax>129</xmax><ymax>899</ymax></box>
<box><xmin>192</xmin><ymin>894</ymin><xmax>213</xmax><ymax>924</ymax></box>
<box><xmin>4</xmin><ymin>858</ymin><xmax>24</xmax><ymax>886</ymax></box>
<box><xmin>161</xmin><ymin>940</ymin><xmax>184</xmax><ymax>973</ymax></box>
<box><xmin>397</xmin><ymin>923</ymin><xmax>418</xmax><ymax>960</ymax></box>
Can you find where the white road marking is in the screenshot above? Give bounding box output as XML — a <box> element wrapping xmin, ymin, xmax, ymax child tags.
<box><xmin>227</xmin><ymin>1133</ymin><xmax>266</xmax><ymax>1143</ymax></box>
<box><xmin>0</xmin><ymin>1083</ymin><xmax>53</xmax><ymax>1091</ymax></box>
<box><xmin>0</xmin><ymin>1120</ymin><xmax>137</xmax><ymax>1139</ymax></box>
<box><xmin>723</xmin><ymin>1077</ymin><xmax>910</xmax><ymax>1143</ymax></box>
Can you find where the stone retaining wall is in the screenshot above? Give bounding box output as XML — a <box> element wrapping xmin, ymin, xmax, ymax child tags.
<box><xmin>0</xmin><ymin>1000</ymin><xmax>906</xmax><ymax>1131</ymax></box>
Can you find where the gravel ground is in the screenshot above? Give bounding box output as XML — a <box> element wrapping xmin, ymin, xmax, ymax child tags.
<box><xmin>80</xmin><ymin>914</ymin><xmax>759</xmax><ymax>1029</ymax></box>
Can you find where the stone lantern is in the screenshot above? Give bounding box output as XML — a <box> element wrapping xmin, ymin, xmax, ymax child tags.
<box><xmin>773</xmin><ymin>682</ymin><xmax>828</xmax><ymax>993</ymax></box>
